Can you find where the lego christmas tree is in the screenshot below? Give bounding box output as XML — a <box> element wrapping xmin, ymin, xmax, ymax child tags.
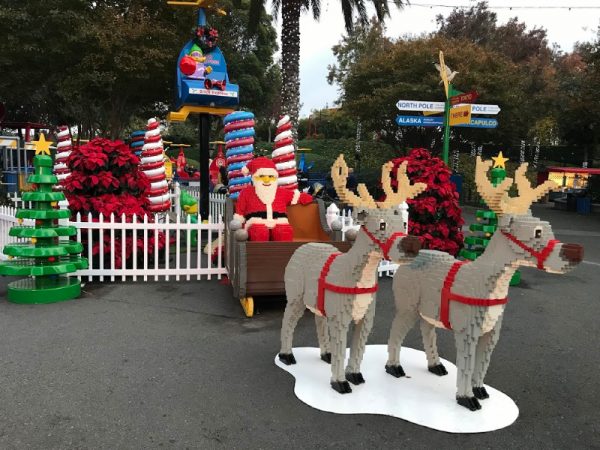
<box><xmin>0</xmin><ymin>149</ymin><xmax>88</xmax><ymax>304</ymax></box>
<box><xmin>460</xmin><ymin>151</ymin><xmax>520</xmax><ymax>285</ymax></box>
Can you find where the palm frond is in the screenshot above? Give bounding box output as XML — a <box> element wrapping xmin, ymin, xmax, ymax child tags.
<box><xmin>340</xmin><ymin>0</ymin><xmax>354</xmax><ymax>33</ymax></box>
<box><xmin>355</xmin><ymin>0</ymin><xmax>368</xmax><ymax>27</ymax></box>
<box><xmin>271</xmin><ymin>0</ymin><xmax>282</xmax><ymax>17</ymax></box>
<box><xmin>310</xmin><ymin>0</ymin><xmax>321</xmax><ymax>21</ymax></box>
<box><xmin>248</xmin><ymin>0</ymin><xmax>267</xmax><ymax>34</ymax></box>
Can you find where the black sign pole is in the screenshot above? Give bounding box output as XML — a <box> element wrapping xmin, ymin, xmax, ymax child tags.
<box><xmin>199</xmin><ymin>113</ymin><xmax>210</xmax><ymax>220</ymax></box>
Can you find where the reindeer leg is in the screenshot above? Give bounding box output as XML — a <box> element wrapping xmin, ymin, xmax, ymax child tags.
<box><xmin>328</xmin><ymin>312</ymin><xmax>353</xmax><ymax>394</ymax></box>
<box><xmin>278</xmin><ymin>294</ymin><xmax>306</xmax><ymax>365</ymax></box>
<box><xmin>420</xmin><ymin>319</ymin><xmax>447</xmax><ymax>376</ymax></box>
<box><xmin>472</xmin><ymin>315</ymin><xmax>504</xmax><ymax>400</ymax></box>
<box><xmin>386</xmin><ymin>310</ymin><xmax>419</xmax><ymax>378</ymax></box>
<box><xmin>454</xmin><ymin>328</ymin><xmax>482</xmax><ymax>411</ymax></box>
<box><xmin>345</xmin><ymin>299</ymin><xmax>376</xmax><ymax>385</ymax></box>
<box><xmin>315</xmin><ymin>315</ymin><xmax>331</xmax><ymax>363</ymax></box>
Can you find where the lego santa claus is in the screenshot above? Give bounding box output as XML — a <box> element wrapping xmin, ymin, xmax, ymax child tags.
<box><xmin>230</xmin><ymin>157</ymin><xmax>312</xmax><ymax>241</ymax></box>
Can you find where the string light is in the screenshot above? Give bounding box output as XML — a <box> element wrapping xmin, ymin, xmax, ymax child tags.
<box><xmin>520</xmin><ymin>139</ymin><xmax>526</xmax><ymax>164</ymax></box>
<box><xmin>410</xmin><ymin>3</ymin><xmax>600</xmax><ymax>10</ymax></box>
<box><xmin>533</xmin><ymin>137</ymin><xmax>540</xmax><ymax>169</ymax></box>
<box><xmin>355</xmin><ymin>120</ymin><xmax>362</xmax><ymax>155</ymax></box>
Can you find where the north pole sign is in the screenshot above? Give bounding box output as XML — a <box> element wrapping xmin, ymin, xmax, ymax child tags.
<box><xmin>450</xmin><ymin>90</ymin><xmax>478</xmax><ymax>106</ymax></box>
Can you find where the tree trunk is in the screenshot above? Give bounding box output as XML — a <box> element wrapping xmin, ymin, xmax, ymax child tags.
<box><xmin>280</xmin><ymin>0</ymin><xmax>301</xmax><ymax>133</ymax></box>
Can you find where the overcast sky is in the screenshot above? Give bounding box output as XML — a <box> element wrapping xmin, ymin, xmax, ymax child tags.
<box><xmin>269</xmin><ymin>0</ymin><xmax>600</xmax><ymax>117</ymax></box>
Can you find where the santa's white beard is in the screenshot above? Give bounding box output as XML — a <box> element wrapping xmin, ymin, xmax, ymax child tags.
<box><xmin>254</xmin><ymin>181</ymin><xmax>277</xmax><ymax>205</ymax></box>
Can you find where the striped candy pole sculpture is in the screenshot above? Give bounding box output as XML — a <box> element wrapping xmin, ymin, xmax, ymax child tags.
<box><xmin>272</xmin><ymin>115</ymin><xmax>297</xmax><ymax>190</ymax></box>
<box><xmin>54</xmin><ymin>125</ymin><xmax>73</xmax><ymax>188</ymax></box>
<box><xmin>129</xmin><ymin>130</ymin><xmax>145</xmax><ymax>157</ymax></box>
<box><xmin>140</xmin><ymin>118</ymin><xmax>171</xmax><ymax>213</ymax></box>
<box><xmin>224</xmin><ymin>111</ymin><xmax>255</xmax><ymax>199</ymax></box>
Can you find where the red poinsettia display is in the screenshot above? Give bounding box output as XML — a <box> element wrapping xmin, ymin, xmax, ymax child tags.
<box><xmin>386</xmin><ymin>148</ymin><xmax>464</xmax><ymax>256</ymax></box>
<box><xmin>64</xmin><ymin>138</ymin><xmax>166</xmax><ymax>268</ymax></box>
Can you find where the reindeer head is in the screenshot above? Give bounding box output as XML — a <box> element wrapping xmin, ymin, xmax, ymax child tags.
<box><xmin>475</xmin><ymin>157</ymin><xmax>583</xmax><ymax>273</ymax></box>
<box><xmin>331</xmin><ymin>155</ymin><xmax>427</xmax><ymax>262</ymax></box>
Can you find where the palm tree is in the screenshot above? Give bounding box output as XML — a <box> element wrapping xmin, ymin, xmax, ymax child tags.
<box><xmin>248</xmin><ymin>0</ymin><xmax>406</xmax><ymax>127</ymax></box>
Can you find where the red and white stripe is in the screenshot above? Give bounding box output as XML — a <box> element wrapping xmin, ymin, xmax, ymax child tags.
<box><xmin>272</xmin><ymin>115</ymin><xmax>297</xmax><ymax>189</ymax></box>
<box><xmin>54</xmin><ymin>125</ymin><xmax>73</xmax><ymax>188</ymax></box>
<box><xmin>140</xmin><ymin>118</ymin><xmax>170</xmax><ymax>212</ymax></box>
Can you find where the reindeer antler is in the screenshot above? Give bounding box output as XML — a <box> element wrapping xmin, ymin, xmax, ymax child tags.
<box><xmin>475</xmin><ymin>157</ymin><xmax>513</xmax><ymax>214</ymax></box>
<box><xmin>377</xmin><ymin>161</ymin><xmax>427</xmax><ymax>208</ymax></box>
<box><xmin>331</xmin><ymin>155</ymin><xmax>377</xmax><ymax>209</ymax></box>
<box><xmin>475</xmin><ymin>156</ymin><xmax>558</xmax><ymax>215</ymax></box>
<box><xmin>504</xmin><ymin>163</ymin><xmax>558</xmax><ymax>214</ymax></box>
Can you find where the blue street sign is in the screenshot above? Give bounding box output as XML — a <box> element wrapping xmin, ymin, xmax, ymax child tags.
<box><xmin>396</xmin><ymin>116</ymin><xmax>443</xmax><ymax>127</ymax></box>
<box><xmin>454</xmin><ymin>118</ymin><xmax>498</xmax><ymax>129</ymax></box>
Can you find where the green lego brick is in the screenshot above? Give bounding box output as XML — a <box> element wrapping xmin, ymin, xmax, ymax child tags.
<box><xmin>7</xmin><ymin>276</ymin><xmax>82</xmax><ymax>304</ymax></box>
<box><xmin>9</xmin><ymin>226</ymin><xmax>77</xmax><ymax>238</ymax></box>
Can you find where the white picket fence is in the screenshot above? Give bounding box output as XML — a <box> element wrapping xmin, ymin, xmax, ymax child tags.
<box><xmin>1</xmin><ymin>193</ymin><xmax>404</xmax><ymax>282</ymax></box>
<box><xmin>7</xmin><ymin>184</ymin><xmax>227</xmax><ymax>224</ymax></box>
<box><xmin>0</xmin><ymin>204</ymin><xmax>225</xmax><ymax>281</ymax></box>
<box><xmin>71</xmin><ymin>212</ymin><xmax>225</xmax><ymax>282</ymax></box>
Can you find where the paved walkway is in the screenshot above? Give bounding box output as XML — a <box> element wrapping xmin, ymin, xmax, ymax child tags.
<box><xmin>0</xmin><ymin>203</ymin><xmax>598</xmax><ymax>449</ymax></box>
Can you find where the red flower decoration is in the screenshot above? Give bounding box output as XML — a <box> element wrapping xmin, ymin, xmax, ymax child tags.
<box><xmin>64</xmin><ymin>136</ymin><xmax>167</xmax><ymax>268</ymax></box>
<box><xmin>383</xmin><ymin>148</ymin><xmax>464</xmax><ymax>256</ymax></box>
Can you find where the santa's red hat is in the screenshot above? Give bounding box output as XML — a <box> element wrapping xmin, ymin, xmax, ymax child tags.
<box><xmin>242</xmin><ymin>157</ymin><xmax>278</xmax><ymax>177</ymax></box>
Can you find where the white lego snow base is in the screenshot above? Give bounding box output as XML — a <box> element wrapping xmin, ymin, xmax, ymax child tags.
<box><xmin>275</xmin><ymin>345</ymin><xmax>519</xmax><ymax>433</ymax></box>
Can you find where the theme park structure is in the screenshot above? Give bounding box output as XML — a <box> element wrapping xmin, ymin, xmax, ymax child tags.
<box><xmin>386</xmin><ymin>157</ymin><xmax>583</xmax><ymax>410</ymax></box>
<box><xmin>167</xmin><ymin>0</ymin><xmax>239</xmax><ymax>219</ymax></box>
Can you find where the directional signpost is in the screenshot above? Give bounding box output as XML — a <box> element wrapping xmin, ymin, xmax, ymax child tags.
<box><xmin>450</xmin><ymin>90</ymin><xmax>478</xmax><ymax>106</ymax></box>
<box><xmin>396</xmin><ymin>100</ymin><xmax>445</xmax><ymax>112</ymax></box>
<box><xmin>449</xmin><ymin>104</ymin><xmax>471</xmax><ymax>126</ymax></box>
<box><xmin>396</xmin><ymin>115</ymin><xmax>498</xmax><ymax>129</ymax></box>
<box><xmin>396</xmin><ymin>116</ymin><xmax>444</xmax><ymax>127</ymax></box>
<box><xmin>454</xmin><ymin>117</ymin><xmax>498</xmax><ymax>129</ymax></box>
<box><xmin>397</xmin><ymin>100</ymin><xmax>501</xmax><ymax>116</ymax></box>
<box><xmin>395</xmin><ymin>51</ymin><xmax>501</xmax><ymax>164</ymax></box>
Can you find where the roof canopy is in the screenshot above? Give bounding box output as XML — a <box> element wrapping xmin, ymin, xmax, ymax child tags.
<box><xmin>0</xmin><ymin>121</ymin><xmax>49</xmax><ymax>130</ymax></box>
<box><xmin>547</xmin><ymin>167</ymin><xmax>600</xmax><ymax>175</ymax></box>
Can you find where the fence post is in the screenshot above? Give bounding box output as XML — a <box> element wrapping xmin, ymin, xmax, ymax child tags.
<box><xmin>174</xmin><ymin>182</ymin><xmax>181</xmax><ymax>217</ymax></box>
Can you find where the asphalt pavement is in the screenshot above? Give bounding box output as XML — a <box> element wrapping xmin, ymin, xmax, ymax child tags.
<box><xmin>0</xmin><ymin>203</ymin><xmax>598</xmax><ymax>449</ymax></box>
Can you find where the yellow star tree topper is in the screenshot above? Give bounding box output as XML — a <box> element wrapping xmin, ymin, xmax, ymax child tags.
<box><xmin>492</xmin><ymin>151</ymin><xmax>509</xmax><ymax>169</ymax></box>
<box><xmin>33</xmin><ymin>133</ymin><xmax>53</xmax><ymax>155</ymax></box>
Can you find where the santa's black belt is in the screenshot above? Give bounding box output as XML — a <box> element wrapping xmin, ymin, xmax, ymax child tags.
<box><xmin>245</xmin><ymin>211</ymin><xmax>287</xmax><ymax>219</ymax></box>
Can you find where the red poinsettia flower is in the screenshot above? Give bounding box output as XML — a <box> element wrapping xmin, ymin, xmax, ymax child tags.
<box><xmin>384</xmin><ymin>148</ymin><xmax>464</xmax><ymax>256</ymax></box>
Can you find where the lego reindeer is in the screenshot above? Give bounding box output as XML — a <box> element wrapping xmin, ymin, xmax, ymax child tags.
<box><xmin>386</xmin><ymin>157</ymin><xmax>584</xmax><ymax>410</ymax></box>
<box><xmin>279</xmin><ymin>155</ymin><xmax>426</xmax><ymax>394</ymax></box>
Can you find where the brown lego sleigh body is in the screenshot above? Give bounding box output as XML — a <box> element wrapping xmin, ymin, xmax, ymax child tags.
<box><xmin>224</xmin><ymin>198</ymin><xmax>350</xmax><ymax>317</ymax></box>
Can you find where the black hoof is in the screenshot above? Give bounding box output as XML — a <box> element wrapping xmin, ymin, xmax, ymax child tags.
<box><xmin>457</xmin><ymin>396</ymin><xmax>482</xmax><ymax>411</ymax></box>
<box><xmin>385</xmin><ymin>364</ymin><xmax>405</xmax><ymax>378</ymax></box>
<box><xmin>331</xmin><ymin>380</ymin><xmax>352</xmax><ymax>394</ymax></box>
<box><xmin>320</xmin><ymin>352</ymin><xmax>331</xmax><ymax>364</ymax></box>
<box><xmin>345</xmin><ymin>372</ymin><xmax>365</xmax><ymax>385</ymax></box>
<box><xmin>278</xmin><ymin>353</ymin><xmax>296</xmax><ymax>365</ymax></box>
<box><xmin>428</xmin><ymin>363</ymin><xmax>448</xmax><ymax>376</ymax></box>
<box><xmin>473</xmin><ymin>386</ymin><xmax>489</xmax><ymax>400</ymax></box>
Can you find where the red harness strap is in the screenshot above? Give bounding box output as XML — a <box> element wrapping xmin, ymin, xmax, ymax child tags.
<box><xmin>440</xmin><ymin>261</ymin><xmax>508</xmax><ymax>330</ymax></box>
<box><xmin>316</xmin><ymin>253</ymin><xmax>379</xmax><ymax>316</ymax></box>
<box><xmin>361</xmin><ymin>228</ymin><xmax>407</xmax><ymax>260</ymax></box>
<box><xmin>501</xmin><ymin>231</ymin><xmax>559</xmax><ymax>269</ymax></box>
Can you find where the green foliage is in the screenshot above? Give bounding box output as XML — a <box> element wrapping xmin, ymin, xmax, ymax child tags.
<box><xmin>328</xmin><ymin>3</ymin><xmax>600</xmax><ymax>166</ymax></box>
<box><xmin>297</xmin><ymin>108</ymin><xmax>357</xmax><ymax>139</ymax></box>
<box><xmin>0</xmin><ymin>0</ymin><xmax>279</xmax><ymax>138</ymax></box>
